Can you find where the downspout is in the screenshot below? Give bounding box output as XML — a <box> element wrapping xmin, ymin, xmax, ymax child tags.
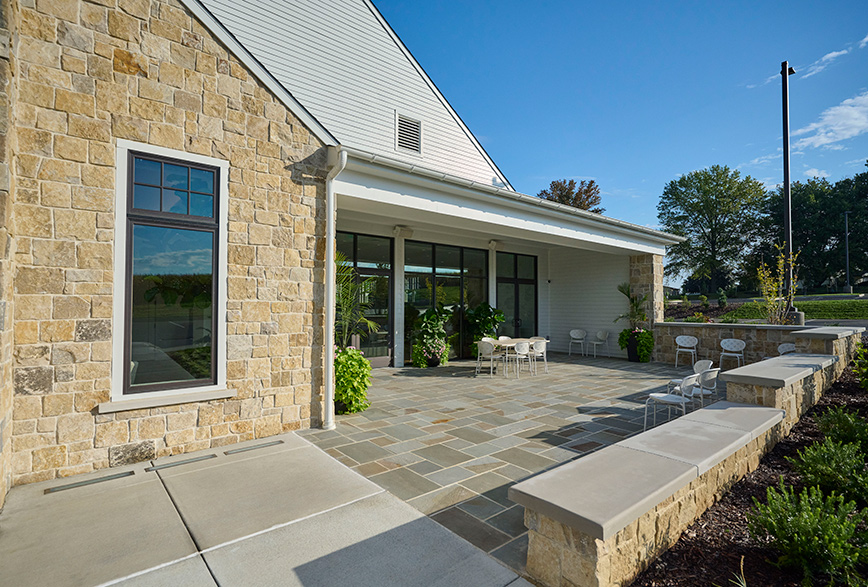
<box><xmin>323</xmin><ymin>146</ymin><xmax>346</xmax><ymax>430</ymax></box>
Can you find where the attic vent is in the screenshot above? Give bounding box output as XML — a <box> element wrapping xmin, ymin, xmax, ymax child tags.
<box><xmin>396</xmin><ymin>115</ymin><xmax>422</xmax><ymax>153</ymax></box>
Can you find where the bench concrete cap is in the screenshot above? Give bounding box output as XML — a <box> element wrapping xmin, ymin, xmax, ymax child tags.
<box><xmin>619</xmin><ymin>418</ymin><xmax>751</xmax><ymax>476</ymax></box>
<box><xmin>681</xmin><ymin>401</ymin><xmax>784</xmax><ymax>439</ymax></box>
<box><xmin>719</xmin><ymin>353</ymin><xmax>837</xmax><ymax>388</ymax></box>
<box><xmin>792</xmin><ymin>326</ymin><xmax>865</xmax><ymax>340</ymax></box>
<box><xmin>508</xmin><ymin>445</ymin><xmax>696</xmax><ymax>541</ymax></box>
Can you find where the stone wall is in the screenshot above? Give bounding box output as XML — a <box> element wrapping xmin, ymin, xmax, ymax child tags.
<box><xmin>629</xmin><ymin>254</ymin><xmax>663</xmax><ymax>326</ymax></box>
<box><xmin>8</xmin><ymin>0</ymin><xmax>327</xmax><ymax>486</ymax></box>
<box><xmin>0</xmin><ymin>0</ymin><xmax>13</xmax><ymax>508</ymax></box>
<box><xmin>523</xmin><ymin>423</ymin><xmax>783</xmax><ymax>587</ymax></box>
<box><xmin>653</xmin><ymin>322</ymin><xmax>804</xmax><ymax>366</ymax></box>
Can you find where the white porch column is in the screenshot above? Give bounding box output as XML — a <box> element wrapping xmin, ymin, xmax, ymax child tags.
<box><xmin>488</xmin><ymin>240</ymin><xmax>499</xmax><ymax>305</ymax></box>
<box><xmin>392</xmin><ymin>228</ymin><xmax>407</xmax><ymax>367</ymax></box>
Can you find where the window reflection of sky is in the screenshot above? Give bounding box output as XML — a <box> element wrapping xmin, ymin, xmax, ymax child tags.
<box><xmin>133</xmin><ymin>225</ymin><xmax>213</xmax><ymax>276</ymax></box>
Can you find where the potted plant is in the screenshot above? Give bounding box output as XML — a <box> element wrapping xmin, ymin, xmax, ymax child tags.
<box><xmin>333</xmin><ymin>251</ymin><xmax>377</xmax><ymax>413</ymax></box>
<box><xmin>614</xmin><ymin>282</ymin><xmax>653</xmax><ymax>362</ymax></box>
<box><xmin>411</xmin><ymin>305</ymin><xmax>453</xmax><ymax>367</ymax></box>
<box><xmin>464</xmin><ymin>302</ymin><xmax>505</xmax><ymax>355</ymax></box>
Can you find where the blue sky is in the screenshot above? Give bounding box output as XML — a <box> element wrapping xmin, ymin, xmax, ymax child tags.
<box><xmin>374</xmin><ymin>1</ymin><xmax>868</xmax><ymax>231</ymax></box>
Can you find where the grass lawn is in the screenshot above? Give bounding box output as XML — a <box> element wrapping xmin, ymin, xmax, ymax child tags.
<box><xmin>723</xmin><ymin>300</ymin><xmax>868</xmax><ymax>320</ymax></box>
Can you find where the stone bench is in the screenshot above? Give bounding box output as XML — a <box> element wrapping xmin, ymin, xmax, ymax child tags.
<box><xmin>509</xmin><ymin>401</ymin><xmax>784</xmax><ymax>587</ymax></box>
<box><xmin>722</xmin><ymin>353</ymin><xmax>838</xmax><ymax>431</ymax></box>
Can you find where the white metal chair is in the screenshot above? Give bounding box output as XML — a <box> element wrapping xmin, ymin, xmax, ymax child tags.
<box><xmin>668</xmin><ymin>359</ymin><xmax>713</xmax><ymax>392</ymax></box>
<box><xmin>476</xmin><ymin>340</ymin><xmax>503</xmax><ymax>377</ymax></box>
<box><xmin>475</xmin><ymin>338</ymin><xmax>497</xmax><ymax>374</ymax></box>
<box><xmin>569</xmin><ymin>329</ymin><xmax>587</xmax><ymax>356</ymax></box>
<box><xmin>762</xmin><ymin>342</ymin><xmax>796</xmax><ymax>360</ymax></box>
<box><xmin>683</xmin><ymin>368</ymin><xmax>721</xmax><ymax>408</ymax></box>
<box><xmin>510</xmin><ymin>341</ymin><xmax>533</xmax><ymax>378</ymax></box>
<box><xmin>720</xmin><ymin>338</ymin><xmax>746</xmax><ymax>368</ymax></box>
<box><xmin>674</xmin><ymin>335</ymin><xmax>698</xmax><ymax>367</ymax></box>
<box><xmin>498</xmin><ymin>336</ymin><xmax>511</xmax><ymax>341</ymax></box>
<box><xmin>644</xmin><ymin>373</ymin><xmax>698</xmax><ymax>431</ymax></box>
<box><xmin>587</xmin><ymin>330</ymin><xmax>609</xmax><ymax>358</ymax></box>
<box><xmin>530</xmin><ymin>339</ymin><xmax>548</xmax><ymax>374</ymax></box>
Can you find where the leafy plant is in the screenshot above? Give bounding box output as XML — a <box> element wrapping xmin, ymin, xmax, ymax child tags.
<box><xmin>334</xmin><ymin>347</ymin><xmax>372</xmax><ymax>414</ymax></box>
<box><xmin>617</xmin><ymin>328</ymin><xmax>654</xmax><ymax>362</ymax></box>
<box><xmin>757</xmin><ymin>244</ymin><xmax>800</xmax><ymax>325</ymax></box>
<box><xmin>717</xmin><ymin>287</ymin><xmax>728</xmax><ymax>308</ymax></box>
<box><xmin>699</xmin><ymin>293</ymin><xmax>709</xmax><ymax>309</ymax></box>
<box><xmin>853</xmin><ymin>343</ymin><xmax>868</xmax><ymax>393</ymax></box>
<box><xmin>748</xmin><ymin>479</ymin><xmax>867</xmax><ymax>586</ymax></box>
<box><xmin>465</xmin><ymin>302</ymin><xmax>505</xmax><ymax>354</ymax></box>
<box><xmin>681</xmin><ymin>294</ymin><xmax>690</xmax><ymax>305</ymax></box>
<box><xmin>411</xmin><ymin>305</ymin><xmax>453</xmax><ymax>367</ymax></box>
<box><xmin>683</xmin><ymin>312</ymin><xmax>712</xmax><ymax>323</ymax></box>
<box><xmin>818</xmin><ymin>405</ymin><xmax>868</xmax><ymax>451</ymax></box>
<box><xmin>719</xmin><ymin>315</ymin><xmax>739</xmax><ymax>324</ymax></box>
<box><xmin>614</xmin><ymin>282</ymin><xmax>648</xmax><ymax>330</ymax></box>
<box><xmin>788</xmin><ymin>438</ymin><xmax>868</xmax><ymax>505</ymax></box>
<box><xmin>335</xmin><ymin>251</ymin><xmax>379</xmax><ymax>350</ymax></box>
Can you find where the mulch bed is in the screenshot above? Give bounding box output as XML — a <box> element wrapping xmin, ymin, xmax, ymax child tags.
<box><xmin>664</xmin><ymin>301</ymin><xmax>749</xmax><ymax>321</ymax></box>
<box><xmin>630</xmin><ymin>365</ymin><xmax>868</xmax><ymax>587</ymax></box>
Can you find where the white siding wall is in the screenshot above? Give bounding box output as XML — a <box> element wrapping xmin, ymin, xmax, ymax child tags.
<box><xmin>200</xmin><ymin>0</ymin><xmax>507</xmax><ymax>187</ymax></box>
<box><xmin>545</xmin><ymin>249</ymin><xmax>631</xmax><ymax>357</ymax></box>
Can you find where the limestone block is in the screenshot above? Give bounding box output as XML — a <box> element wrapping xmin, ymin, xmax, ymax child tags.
<box><xmin>32</xmin><ymin>445</ymin><xmax>67</xmax><ymax>471</ymax></box>
<box><xmin>56</xmin><ymin>412</ymin><xmax>93</xmax><ymax>442</ymax></box>
<box><xmin>14</xmin><ymin>366</ymin><xmax>54</xmax><ymax>395</ymax></box>
<box><xmin>108</xmin><ymin>440</ymin><xmax>155</xmax><ymax>467</ymax></box>
<box><xmin>95</xmin><ymin>420</ymin><xmax>129</xmax><ymax>448</ymax></box>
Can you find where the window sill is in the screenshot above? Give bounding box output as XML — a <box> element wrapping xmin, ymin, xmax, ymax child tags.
<box><xmin>97</xmin><ymin>387</ymin><xmax>236</xmax><ymax>414</ymax></box>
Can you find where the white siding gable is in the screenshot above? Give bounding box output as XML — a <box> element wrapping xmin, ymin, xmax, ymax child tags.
<box><xmin>198</xmin><ymin>0</ymin><xmax>510</xmax><ymax>187</ymax></box>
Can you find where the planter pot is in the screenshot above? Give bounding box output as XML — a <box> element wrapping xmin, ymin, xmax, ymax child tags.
<box><xmin>426</xmin><ymin>356</ymin><xmax>441</xmax><ymax>368</ymax></box>
<box><xmin>626</xmin><ymin>333</ymin><xmax>640</xmax><ymax>362</ymax></box>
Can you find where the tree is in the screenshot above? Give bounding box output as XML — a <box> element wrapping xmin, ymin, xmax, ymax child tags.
<box><xmin>537</xmin><ymin>179</ymin><xmax>605</xmax><ymax>214</ymax></box>
<box><xmin>746</xmin><ymin>162</ymin><xmax>868</xmax><ymax>291</ymax></box>
<box><xmin>657</xmin><ymin>165</ymin><xmax>767</xmax><ymax>294</ymax></box>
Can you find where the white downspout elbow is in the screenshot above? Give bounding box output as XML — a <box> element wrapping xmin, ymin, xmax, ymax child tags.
<box><xmin>323</xmin><ymin>146</ymin><xmax>346</xmax><ymax>430</ymax></box>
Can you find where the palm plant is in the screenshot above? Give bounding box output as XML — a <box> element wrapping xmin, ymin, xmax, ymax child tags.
<box><xmin>614</xmin><ymin>282</ymin><xmax>648</xmax><ymax>329</ymax></box>
<box><xmin>335</xmin><ymin>251</ymin><xmax>378</xmax><ymax>349</ymax></box>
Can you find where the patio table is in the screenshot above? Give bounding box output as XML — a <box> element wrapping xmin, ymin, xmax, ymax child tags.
<box><xmin>494</xmin><ymin>338</ymin><xmax>533</xmax><ymax>378</ymax></box>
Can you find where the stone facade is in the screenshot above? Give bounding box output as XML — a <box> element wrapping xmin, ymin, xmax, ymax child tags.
<box><xmin>6</xmin><ymin>0</ymin><xmax>328</xmax><ymax>488</ymax></box>
<box><xmin>523</xmin><ymin>424</ymin><xmax>783</xmax><ymax>587</ymax></box>
<box><xmin>0</xmin><ymin>0</ymin><xmax>13</xmax><ymax>508</ymax></box>
<box><xmin>628</xmin><ymin>254</ymin><xmax>663</xmax><ymax>327</ymax></box>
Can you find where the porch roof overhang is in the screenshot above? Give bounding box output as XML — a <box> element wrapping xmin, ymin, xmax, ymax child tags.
<box><xmin>334</xmin><ymin>147</ymin><xmax>684</xmax><ymax>256</ymax></box>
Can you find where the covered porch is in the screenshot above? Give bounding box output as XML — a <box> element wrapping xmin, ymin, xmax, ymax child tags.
<box><xmin>301</xmin><ymin>354</ymin><xmax>696</xmax><ymax>573</ymax></box>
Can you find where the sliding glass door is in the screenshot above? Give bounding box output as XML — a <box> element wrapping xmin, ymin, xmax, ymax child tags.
<box><xmin>496</xmin><ymin>252</ymin><xmax>537</xmax><ymax>338</ymax></box>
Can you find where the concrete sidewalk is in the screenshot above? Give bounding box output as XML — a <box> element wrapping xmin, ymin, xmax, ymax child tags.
<box><xmin>0</xmin><ymin>432</ymin><xmax>529</xmax><ymax>587</ymax></box>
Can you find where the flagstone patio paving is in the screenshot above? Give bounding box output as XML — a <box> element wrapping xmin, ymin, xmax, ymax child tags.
<box><xmin>300</xmin><ymin>353</ymin><xmax>710</xmax><ymax>575</ymax></box>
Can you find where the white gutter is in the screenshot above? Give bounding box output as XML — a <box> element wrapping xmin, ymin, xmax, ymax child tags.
<box><xmin>340</xmin><ymin>146</ymin><xmax>684</xmax><ymax>246</ymax></box>
<box><xmin>322</xmin><ymin>146</ymin><xmax>347</xmax><ymax>431</ymax></box>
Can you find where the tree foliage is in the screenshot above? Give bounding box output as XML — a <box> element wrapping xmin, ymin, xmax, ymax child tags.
<box><xmin>537</xmin><ymin>179</ymin><xmax>605</xmax><ymax>214</ymax></box>
<box><xmin>743</xmin><ymin>163</ymin><xmax>868</xmax><ymax>290</ymax></box>
<box><xmin>657</xmin><ymin>165</ymin><xmax>767</xmax><ymax>293</ymax></box>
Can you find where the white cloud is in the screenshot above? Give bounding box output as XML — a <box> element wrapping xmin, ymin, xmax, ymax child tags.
<box><xmin>793</xmin><ymin>90</ymin><xmax>868</xmax><ymax>150</ymax></box>
<box><xmin>804</xmin><ymin>168</ymin><xmax>830</xmax><ymax>178</ymax></box>
<box><xmin>800</xmin><ymin>49</ymin><xmax>850</xmax><ymax>79</ymax></box>
<box><xmin>750</xmin><ymin>153</ymin><xmax>782</xmax><ymax>166</ymax></box>
<box><xmin>860</xmin><ymin>33</ymin><xmax>868</xmax><ymax>49</ymax></box>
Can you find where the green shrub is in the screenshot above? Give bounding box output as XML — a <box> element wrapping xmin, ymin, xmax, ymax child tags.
<box><xmin>334</xmin><ymin>347</ymin><xmax>372</xmax><ymax>414</ymax></box>
<box><xmin>748</xmin><ymin>479</ymin><xmax>867</xmax><ymax>585</ymax></box>
<box><xmin>681</xmin><ymin>294</ymin><xmax>689</xmax><ymax>305</ymax></box>
<box><xmin>717</xmin><ymin>287</ymin><xmax>728</xmax><ymax>308</ymax></box>
<box><xmin>616</xmin><ymin>328</ymin><xmax>654</xmax><ymax>362</ymax></box>
<box><xmin>699</xmin><ymin>294</ymin><xmax>709</xmax><ymax>309</ymax></box>
<box><xmin>683</xmin><ymin>312</ymin><xmax>711</xmax><ymax>323</ymax></box>
<box><xmin>853</xmin><ymin>343</ymin><xmax>868</xmax><ymax>393</ymax></box>
<box><xmin>411</xmin><ymin>305</ymin><xmax>453</xmax><ymax>367</ymax></box>
<box><xmin>818</xmin><ymin>405</ymin><xmax>868</xmax><ymax>451</ymax></box>
<box><xmin>788</xmin><ymin>438</ymin><xmax>868</xmax><ymax>505</ymax></box>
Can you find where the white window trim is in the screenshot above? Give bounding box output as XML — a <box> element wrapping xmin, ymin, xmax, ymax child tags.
<box><xmin>109</xmin><ymin>140</ymin><xmax>230</xmax><ymax>406</ymax></box>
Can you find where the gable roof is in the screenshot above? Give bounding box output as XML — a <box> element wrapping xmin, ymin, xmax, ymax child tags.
<box><xmin>190</xmin><ymin>0</ymin><xmax>513</xmax><ymax>189</ymax></box>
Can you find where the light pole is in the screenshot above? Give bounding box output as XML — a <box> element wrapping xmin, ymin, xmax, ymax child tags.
<box><xmin>845</xmin><ymin>211</ymin><xmax>852</xmax><ymax>293</ymax></box>
<box><xmin>781</xmin><ymin>60</ymin><xmax>796</xmax><ymax>297</ymax></box>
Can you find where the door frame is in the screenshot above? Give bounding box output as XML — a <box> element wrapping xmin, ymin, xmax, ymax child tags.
<box><xmin>496</xmin><ymin>253</ymin><xmax>538</xmax><ymax>338</ymax></box>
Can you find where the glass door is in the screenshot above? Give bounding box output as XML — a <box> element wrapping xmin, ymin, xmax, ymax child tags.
<box><xmin>496</xmin><ymin>252</ymin><xmax>537</xmax><ymax>338</ymax></box>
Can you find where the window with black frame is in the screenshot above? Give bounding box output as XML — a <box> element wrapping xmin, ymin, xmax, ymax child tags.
<box><xmin>125</xmin><ymin>152</ymin><xmax>219</xmax><ymax>394</ymax></box>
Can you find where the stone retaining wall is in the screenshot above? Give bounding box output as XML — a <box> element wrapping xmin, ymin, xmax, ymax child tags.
<box><xmin>523</xmin><ymin>423</ymin><xmax>783</xmax><ymax>587</ymax></box>
<box><xmin>653</xmin><ymin>322</ymin><xmax>804</xmax><ymax>366</ymax></box>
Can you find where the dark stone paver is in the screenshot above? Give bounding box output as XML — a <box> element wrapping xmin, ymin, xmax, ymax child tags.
<box><xmin>301</xmin><ymin>353</ymin><xmax>714</xmax><ymax>579</ymax></box>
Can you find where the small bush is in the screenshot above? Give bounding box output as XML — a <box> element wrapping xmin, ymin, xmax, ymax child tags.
<box><xmin>681</xmin><ymin>294</ymin><xmax>689</xmax><ymax>305</ymax></box>
<box><xmin>683</xmin><ymin>312</ymin><xmax>711</xmax><ymax>323</ymax></box>
<box><xmin>699</xmin><ymin>294</ymin><xmax>709</xmax><ymax>309</ymax></box>
<box><xmin>818</xmin><ymin>405</ymin><xmax>868</xmax><ymax>451</ymax></box>
<box><xmin>717</xmin><ymin>287</ymin><xmax>728</xmax><ymax>308</ymax></box>
<box><xmin>853</xmin><ymin>343</ymin><xmax>868</xmax><ymax>392</ymax></box>
<box><xmin>334</xmin><ymin>347</ymin><xmax>372</xmax><ymax>414</ymax></box>
<box><xmin>748</xmin><ymin>479</ymin><xmax>867</xmax><ymax>585</ymax></box>
<box><xmin>788</xmin><ymin>438</ymin><xmax>868</xmax><ymax>505</ymax></box>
